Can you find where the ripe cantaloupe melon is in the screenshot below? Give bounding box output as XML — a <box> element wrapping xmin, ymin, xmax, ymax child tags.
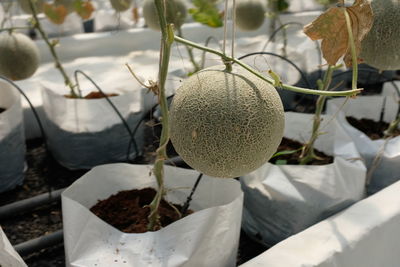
<box><xmin>235</xmin><ymin>0</ymin><xmax>266</xmax><ymax>31</ymax></box>
<box><xmin>169</xmin><ymin>65</ymin><xmax>285</xmax><ymax>178</ymax></box>
<box><xmin>0</xmin><ymin>32</ymin><xmax>40</xmax><ymax>81</ymax></box>
<box><xmin>142</xmin><ymin>0</ymin><xmax>187</xmax><ymax>31</ymax></box>
<box><xmin>110</xmin><ymin>0</ymin><xmax>132</xmax><ymax>12</ymax></box>
<box><xmin>18</xmin><ymin>0</ymin><xmax>44</xmax><ymax>14</ymax></box>
<box><xmin>360</xmin><ymin>0</ymin><xmax>400</xmax><ymax>70</ymax></box>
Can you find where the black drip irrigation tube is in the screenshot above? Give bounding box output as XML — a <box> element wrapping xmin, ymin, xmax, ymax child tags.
<box><xmin>0</xmin><ymin>188</ymin><xmax>65</xmax><ymax>220</ymax></box>
<box><xmin>74</xmin><ymin>70</ymin><xmax>141</xmax><ymax>161</ymax></box>
<box><xmin>14</xmin><ymin>230</ymin><xmax>64</xmax><ymax>257</ymax></box>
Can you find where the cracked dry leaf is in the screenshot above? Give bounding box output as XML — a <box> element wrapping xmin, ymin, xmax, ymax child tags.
<box><xmin>303</xmin><ymin>0</ymin><xmax>373</xmax><ymax>67</ymax></box>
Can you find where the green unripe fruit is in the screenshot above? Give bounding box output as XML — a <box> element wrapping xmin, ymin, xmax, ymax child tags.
<box><xmin>142</xmin><ymin>0</ymin><xmax>187</xmax><ymax>31</ymax></box>
<box><xmin>169</xmin><ymin>65</ymin><xmax>285</xmax><ymax>178</ymax></box>
<box><xmin>17</xmin><ymin>0</ymin><xmax>44</xmax><ymax>14</ymax></box>
<box><xmin>0</xmin><ymin>32</ymin><xmax>40</xmax><ymax>81</ymax></box>
<box><xmin>110</xmin><ymin>0</ymin><xmax>132</xmax><ymax>12</ymax></box>
<box><xmin>235</xmin><ymin>0</ymin><xmax>266</xmax><ymax>31</ymax></box>
<box><xmin>360</xmin><ymin>0</ymin><xmax>400</xmax><ymax>70</ymax></box>
<box><xmin>54</xmin><ymin>0</ymin><xmax>74</xmax><ymax>13</ymax></box>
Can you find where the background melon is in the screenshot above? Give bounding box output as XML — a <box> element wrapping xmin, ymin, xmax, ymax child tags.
<box><xmin>0</xmin><ymin>32</ymin><xmax>40</xmax><ymax>81</ymax></box>
<box><xmin>169</xmin><ymin>65</ymin><xmax>285</xmax><ymax>178</ymax></box>
<box><xmin>110</xmin><ymin>0</ymin><xmax>132</xmax><ymax>12</ymax></box>
<box><xmin>235</xmin><ymin>0</ymin><xmax>266</xmax><ymax>31</ymax></box>
<box><xmin>17</xmin><ymin>0</ymin><xmax>44</xmax><ymax>14</ymax></box>
<box><xmin>142</xmin><ymin>0</ymin><xmax>187</xmax><ymax>31</ymax></box>
<box><xmin>360</xmin><ymin>0</ymin><xmax>400</xmax><ymax>70</ymax></box>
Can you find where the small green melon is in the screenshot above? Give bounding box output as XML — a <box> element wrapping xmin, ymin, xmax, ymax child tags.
<box><xmin>110</xmin><ymin>0</ymin><xmax>132</xmax><ymax>12</ymax></box>
<box><xmin>169</xmin><ymin>65</ymin><xmax>285</xmax><ymax>178</ymax></box>
<box><xmin>142</xmin><ymin>0</ymin><xmax>187</xmax><ymax>31</ymax></box>
<box><xmin>235</xmin><ymin>0</ymin><xmax>266</xmax><ymax>31</ymax></box>
<box><xmin>18</xmin><ymin>0</ymin><xmax>44</xmax><ymax>14</ymax></box>
<box><xmin>0</xmin><ymin>32</ymin><xmax>40</xmax><ymax>81</ymax></box>
<box><xmin>360</xmin><ymin>0</ymin><xmax>400</xmax><ymax>70</ymax></box>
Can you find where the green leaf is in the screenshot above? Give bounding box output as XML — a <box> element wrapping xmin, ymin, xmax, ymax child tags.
<box><xmin>189</xmin><ymin>0</ymin><xmax>223</xmax><ymax>28</ymax></box>
<box><xmin>270</xmin><ymin>149</ymin><xmax>299</xmax><ymax>160</ymax></box>
<box><xmin>275</xmin><ymin>159</ymin><xmax>287</xmax><ymax>165</ymax></box>
<box><xmin>276</xmin><ymin>0</ymin><xmax>289</xmax><ymax>12</ymax></box>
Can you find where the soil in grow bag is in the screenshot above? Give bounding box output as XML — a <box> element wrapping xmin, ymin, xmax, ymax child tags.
<box><xmin>346</xmin><ymin>116</ymin><xmax>400</xmax><ymax>140</ymax></box>
<box><xmin>269</xmin><ymin>137</ymin><xmax>334</xmax><ymax>165</ymax></box>
<box><xmin>0</xmin><ymin>107</ymin><xmax>5</xmax><ymax>113</ymax></box>
<box><xmin>64</xmin><ymin>91</ymin><xmax>119</xmax><ymax>99</ymax></box>
<box><xmin>90</xmin><ymin>187</ymin><xmax>193</xmax><ymax>233</ymax></box>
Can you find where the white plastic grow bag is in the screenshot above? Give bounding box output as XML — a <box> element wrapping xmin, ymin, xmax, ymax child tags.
<box><xmin>240</xmin><ymin>180</ymin><xmax>400</xmax><ymax>267</ymax></box>
<box><xmin>327</xmin><ymin>95</ymin><xmax>400</xmax><ymax>195</ymax></box>
<box><xmin>62</xmin><ymin>163</ymin><xmax>243</xmax><ymax>267</ymax></box>
<box><xmin>0</xmin><ymin>80</ymin><xmax>25</xmax><ymax>193</ymax></box>
<box><xmin>240</xmin><ymin>112</ymin><xmax>366</xmax><ymax>246</ymax></box>
<box><xmin>0</xmin><ymin>226</ymin><xmax>27</xmax><ymax>267</ymax></box>
<box><xmin>41</xmin><ymin>82</ymin><xmax>145</xmax><ymax>169</ymax></box>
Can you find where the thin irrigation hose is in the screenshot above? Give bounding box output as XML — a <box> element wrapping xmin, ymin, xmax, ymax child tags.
<box><xmin>73</xmin><ymin>70</ymin><xmax>140</xmax><ymax>161</ymax></box>
<box><xmin>200</xmin><ymin>36</ymin><xmax>223</xmax><ymax>69</ymax></box>
<box><xmin>181</xmin><ymin>173</ymin><xmax>203</xmax><ymax>215</ymax></box>
<box><xmin>0</xmin><ymin>76</ymin><xmax>47</xmax><ymax>146</ymax></box>
<box><xmin>127</xmin><ymin>94</ymin><xmax>176</xmax><ymax>163</ymax></box>
<box><xmin>262</xmin><ymin>22</ymin><xmax>304</xmax><ymax>52</ymax></box>
<box><xmin>237</xmin><ymin>51</ymin><xmax>312</xmax><ymax>89</ymax></box>
<box><xmin>294</xmin><ymin>67</ymin><xmax>398</xmax><ymax>111</ymax></box>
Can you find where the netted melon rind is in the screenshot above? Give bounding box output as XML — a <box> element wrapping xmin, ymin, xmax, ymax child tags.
<box><xmin>235</xmin><ymin>0</ymin><xmax>266</xmax><ymax>31</ymax></box>
<box><xmin>142</xmin><ymin>0</ymin><xmax>187</xmax><ymax>31</ymax></box>
<box><xmin>0</xmin><ymin>33</ymin><xmax>40</xmax><ymax>81</ymax></box>
<box><xmin>360</xmin><ymin>0</ymin><xmax>400</xmax><ymax>70</ymax></box>
<box><xmin>18</xmin><ymin>0</ymin><xmax>44</xmax><ymax>14</ymax></box>
<box><xmin>169</xmin><ymin>65</ymin><xmax>284</xmax><ymax>178</ymax></box>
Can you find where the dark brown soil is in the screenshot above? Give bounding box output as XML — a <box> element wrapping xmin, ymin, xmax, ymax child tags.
<box><xmin>0</xmin><ymin>107</ymin><xmax>5</xmax><ymax>113</ymax></box>
<box><xmin>64</xmin><ymin>91</ymin><xmax>119</xmax><ymax>99</ymax></box>
<box><xmin>90</xmin><ymin>187</ymin><xmax>192</xmax><ymax>233</ymax></box>
<box><xmin>269</xmin><ymin>137</ymin><xmax>334</xmax><ymax>165</ymax></box>
<box><xmin>347</xmin><ymin>116</ymin><xmax>400</xmax><ymax>140</ymax></box>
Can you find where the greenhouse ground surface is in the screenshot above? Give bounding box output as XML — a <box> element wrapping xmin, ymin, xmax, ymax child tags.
<box><xmin>0</xmin><ymin>119</ymin><xmax>266</xmax><ymax>266</ymax></box>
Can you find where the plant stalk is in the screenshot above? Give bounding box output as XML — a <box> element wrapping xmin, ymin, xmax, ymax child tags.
<box><xmin>28</xmin><ymin>0</ymin><xmax>78</xmax><ymax>97</ymax></box>
<box><xmin>147</xmin><ymin>0</ymin><xmax>174</xmax><ymax>231</ymax></box>
<box><xmin>174</xmin><ymin>35</ymin><xmax>362</xmax><ymax>97</ymax></box>
<box><xmin>299</xmin><ymin>65</ymin><xmax>334</xmax><ymax>165</ymax></box>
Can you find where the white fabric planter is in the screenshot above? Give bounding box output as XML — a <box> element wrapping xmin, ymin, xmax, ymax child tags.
<box><xmin>62</xmin><ymin>163</ymin><xmax>243</xmax><ymax>267</ymax></box>
<box><xmin>240</xmin><ymin>112</ymin><xmax>366</xmax><ymax>246</ymax></box>
<box><xmin>0</xmin><ymin>80</ymin><xmax>25</xmax><ymax>193</ymax></box>
<box><xmin>0</xmin><ymin>226</ymin><xmax>27</xmax><ymax>267</ymax></box>
<box><xmin>240</xmin><ymin>180</ymin><xmax>400</xmax><ymax>267</ymax></box>
<box><xmin>327</xmin><ymin>96</ymin><xmax>400</xmax><ymax>195</ymax></box>
<box><xmin>41</xmin><ymin>83</ymin><xmax>145</xmax><ymax>170</ymax></box>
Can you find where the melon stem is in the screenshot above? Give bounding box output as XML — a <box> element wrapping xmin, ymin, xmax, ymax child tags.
<box><xmin>173</xmin><ymin>35</ymin><xmax>362</xmax><ymax>97</ymax></box>
<box><xmin>28</xmin><ymin>0</ymin><xmax>79</xmax><ymax>98</ymax></box>
<box><xmin>147</xmin><ymin>0</ymin><xmax>174</xmax><ymax>231</ymax></box>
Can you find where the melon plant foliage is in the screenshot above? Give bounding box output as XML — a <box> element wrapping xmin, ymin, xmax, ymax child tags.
<box><xmin>169</xmin><ymin>65</ymin><xmax>285</xmax><ymax>178</ymax></box>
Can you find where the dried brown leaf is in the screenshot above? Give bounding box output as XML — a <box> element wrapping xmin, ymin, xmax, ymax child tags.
<box><xmin>43</xmin><ymin>3</ymin><xmax>68</xmax><ymax>25</ymax></box>
<box><xmin>303</xmin><ymin>0</ymin><xmax>373</xmax><ymax>67</ymax></box>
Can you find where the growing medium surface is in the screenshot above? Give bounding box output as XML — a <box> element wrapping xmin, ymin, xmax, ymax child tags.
<box><xmin>90</xmin><ymin>188</ymin><xmax>192</xmax><ymax>233</ymax></box>
<box><xmin>169</xmin><ymin>65</ymin><xmax>285</xmax><ymax>178</ymax></box>
<box><xmin>347</xmin><ymin>116</ymin><xmax>400</xmax><ymax>140</ymax></box>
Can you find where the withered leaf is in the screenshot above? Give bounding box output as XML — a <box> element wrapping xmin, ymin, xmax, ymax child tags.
<box><xmin>303</xmin><ymin>0</ymin><xmax>373</xmax><ymax>67</ymax></box>
<box><xmin>74</xmin><ymin>0</ymin><xmax>95</xmax><ymax>20</ymax></box>
<box><xmin>43</xmin><ymin>3</ymin><xmax>68</xmax><ymax>25</ymax></box>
